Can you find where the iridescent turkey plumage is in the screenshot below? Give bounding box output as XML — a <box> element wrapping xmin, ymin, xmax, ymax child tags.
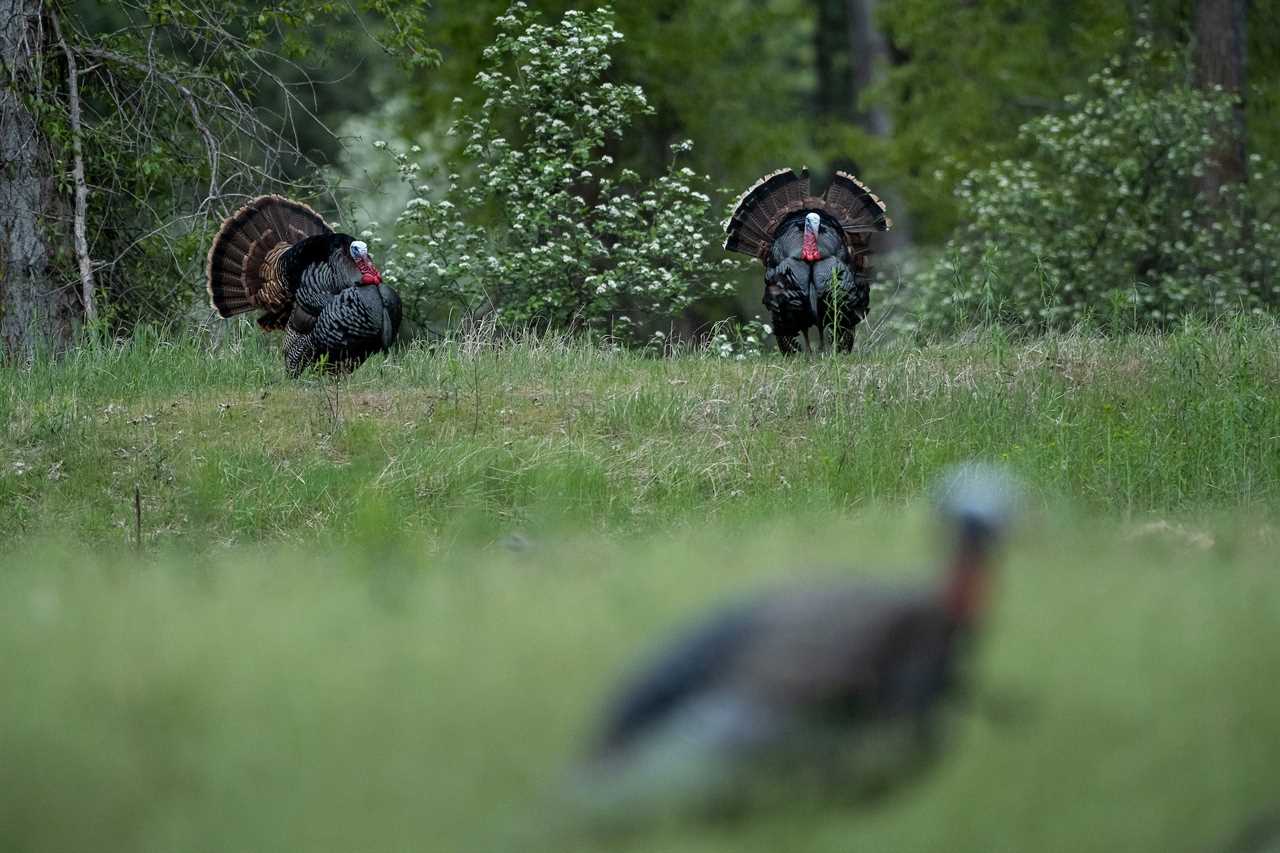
<box><xmin>206</xmin><ymin>195</ymin><xmax>401</xmax><ymax>375</ymax></box>
<box><xmin>284</xmin><ymin>283</ymin><xmax>402</xmax><ymax>376</ymax></box>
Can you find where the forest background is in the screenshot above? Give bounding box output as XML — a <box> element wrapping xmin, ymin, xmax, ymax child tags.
<box><xmin>1</xmin><ymin>0</ymin><xmax>1272</xmax><ymax>353</ymax></box>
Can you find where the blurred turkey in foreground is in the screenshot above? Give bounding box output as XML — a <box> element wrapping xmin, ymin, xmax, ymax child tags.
<box><xmin>1223</xmin><ymin>812</ymin><xmax>1280</xmax><ymax>853</ymax></box>
<box><xmin>206</xmin><ymin>195</ymin><xmax>401</xmax><ymax>376</ymax></box>
<box><xmin>574</xmin><ymin>464</ymin><xmax>1018</xmax><ymax>823</ymax></box>
<box><xmin>725</xmin><ymin>168</ymin><xmax>890</xmax><ymax>354</ymax></box>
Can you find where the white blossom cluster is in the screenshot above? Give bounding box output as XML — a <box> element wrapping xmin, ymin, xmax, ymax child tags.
<box><xmin>911</xmin><ymin>39</ymin><xmax>1280</xmax><ymax>332</ymax></box>
<box><xmin>640</xmin><ymin>316</ymin><xmax>770</xmax><ymax>359</ymax></box>
<box><xmin>706</xmin><ymin>315</ymin><xmax>771</xmax><ymax>359</ymax></box>
<box><xmin>379</xmin><ymin>3</ymin><xmax>731</xmax><ymax>340</ymax></box>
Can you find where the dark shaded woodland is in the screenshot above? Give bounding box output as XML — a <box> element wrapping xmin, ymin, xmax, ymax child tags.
<box><xmin>1</xmin><ymin>0</ymin><xmax>1273</xmax><ymax>355</ymax></box>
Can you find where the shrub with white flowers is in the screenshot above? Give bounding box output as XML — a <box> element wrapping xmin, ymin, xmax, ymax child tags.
<box><xmin>705</xmin><ymin>315</ymin><xmax>772</xmax><ymax>360</ymax></box>
<box><xmin>911</xmin><ymin>39</ymin><xmax>1280</xmax><ymax>332</ymax></box>
<box><xmin>381</xmin><ymin>3</ymin><xmax>731</xmax><ymax>340</ymax></box>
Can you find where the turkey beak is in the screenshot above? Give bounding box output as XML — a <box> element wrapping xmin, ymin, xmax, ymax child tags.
<box><xmin>356</xmin><ymin>256</ymin><xmax>382</xmax><ymax>285</ymax></box>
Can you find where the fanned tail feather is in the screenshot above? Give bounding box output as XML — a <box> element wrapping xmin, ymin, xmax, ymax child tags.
<box><xmin>206</xmin><ymin>195</ymin><xmax>331</xmax><ymax>318</ymax></box>
<box><xmin>723</xmin><ymin>168</ymin><xmax>811</xmax><ymax>258</ymax></box>
<box><xmin>724</xmin><ymin>168</ymin><xmax>892</xmax><ymax>260</ymax></box>
<box><xmin>824</xmin><ymin>171</ymin><xmax>892</xmax><ymax>235</ymax></box>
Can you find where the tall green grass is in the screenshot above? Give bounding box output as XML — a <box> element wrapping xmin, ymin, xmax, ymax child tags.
<box><xmin>3</xmin><ymin>318</ymin><xmax>1279</xmax><ymax>550</ymax></box>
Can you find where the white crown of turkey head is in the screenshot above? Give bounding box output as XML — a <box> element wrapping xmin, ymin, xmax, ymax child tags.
<box><xmin>570</xmin><ymin>463</ymin><xmax>1021</xmax><ymax>826</ymax></box>
<box><xmin>804</xmin><ymin>211</ymin><xmax>821</xmax><ymax>232</ymax></box>
<box><xmin>934</xmin><ymin>462</ymin><xmax>1020</xmax><ymax>546</ymax></box>
<box><xmin>345</xmin><ymin>239</ymin><xmax>381</xmax><ymax>285</ymax></box>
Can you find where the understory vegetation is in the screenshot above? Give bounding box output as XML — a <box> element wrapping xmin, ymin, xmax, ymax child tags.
<box><xmin>368</xmin><ymin>13</ymin><xmax>1280</xmax><ymax>342</ymax></box>
<box><xmin>2</xmin><ymin>321</ymin><xmax>1279</xmax><ymax>852</ymax></box>
<box><xmin>912</xmin><ymin>40</ymin><xmax>1280</xmax><ymax>334</ymax></box>
<box><xmin>378</xmin><ymin>5</ymin><xmax>730</xmax><ymax>340</ymax></box>
<box><xmin>6</xmin><ymin>3</ymin><xmax>1276</xmax><ymax>352</ymax></box>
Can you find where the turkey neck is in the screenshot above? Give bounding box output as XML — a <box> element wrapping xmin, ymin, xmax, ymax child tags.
<box><xmin>942</xmin><ymin>545</ymin><xmax>990</xmax><ymax>629</ymax></box>
<box><xmin>801</xmin><ymin>221</ymin><xmax>821</xmax><ymax>262</ymax></box>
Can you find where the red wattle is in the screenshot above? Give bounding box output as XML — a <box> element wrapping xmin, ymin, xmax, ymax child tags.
<box><xmin>356</xmin><ymin>259</ymin><xmax>382</xmax><ymax>285</ymax></box>
<box><xmin>801</xmin><ymin>230</ymin><xmax>821</xmax><ymax>262</ymax></box>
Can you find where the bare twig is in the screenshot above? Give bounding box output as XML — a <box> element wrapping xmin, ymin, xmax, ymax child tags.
<box><xmin>330</xmin><ymin>371</ymin><xmax>341</xmax><ymax>427</ymax></box>
<box><xmin>133</xmin><ymin>484</ymin><xmax>142</xmax><ymax>552</ymax></box>
<box><xmin>49</xmin><ymin>6</ymin><xmax>97</xmax><ymax>324</ymax></box>
<box><xmin>78</xmin><ymin>45</ymin><xmax>221</xmax><ymax>206</ymax></box>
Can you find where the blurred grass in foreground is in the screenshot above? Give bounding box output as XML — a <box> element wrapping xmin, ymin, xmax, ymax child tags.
<box><xmin>1</xmin><ymin>508</ymin><xmax>1277</xmax><ymax>853</ymax></box>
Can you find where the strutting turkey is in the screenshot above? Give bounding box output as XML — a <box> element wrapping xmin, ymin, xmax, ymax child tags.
<box><xmin>573</xmin><ymin>464</ymin><xmax>1017</xmax><ymax>823</ymax></box>
<box><xmin>206</xmin><ymin>195</ymin><xmax>402</xmax><ymax>376</ymax></box>
<box><xmin>725</xmin><ymin>169</ymin><xmax>890</xmax><ymax>354</ymax></box>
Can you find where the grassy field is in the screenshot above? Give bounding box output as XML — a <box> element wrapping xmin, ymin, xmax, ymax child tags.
<box><xmin>5</xmin><ymin>319</ymin><xmax>1280</xmax><ymax>548</ymax></box>
<box><xmin>2</xmin><ymin>320</ymin><xmax>1279</xmax><ymax>852</ymax></box>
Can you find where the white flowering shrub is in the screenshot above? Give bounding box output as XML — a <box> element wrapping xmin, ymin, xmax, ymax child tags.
<box><xmin>641</xmin><ymin>315</ymin><xmax>771</xmax><ymax>359</ymax></box>
<box><xmin>912</xmin><ymin>40</ymin><xmax>1280</xmax><ymax>332</ymax></box>
<box><xmin>708</xmin><ymin>316</ymin><xmax>772</xmax><ymax>360</ymax></box>
<box><xmin>380</xmin><ymin>3</ymin><xmax>732</xmax><ymax>340</ymax></box>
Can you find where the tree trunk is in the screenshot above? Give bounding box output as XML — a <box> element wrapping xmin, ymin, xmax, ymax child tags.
<box><xmin>846</xmin><ymin>0</ymin><xmax>887</xmax><ymax>137</ymax></box>
<box><xmin>844</xmin><ymin>0</ymin><xmax>911</xmax><ymax>250</ymax></box>
<box><xmin>1</xmin><ymin>0</ymin><xmax>77</xmax><ymax>361</ymax></box>
<box><xmin>814</xmin><ymin>0</ymin><xmax>849</xmax><ymax>125</ymax></box>
<box><xmin>1194</xmin><ymin>0</ymin><xmax>1248</xmax><ymax>198</ymax></box>
<box><xmin>50</xmin><ymin>7</ymin><xmax>97</xmax><ymax>326</ymax></box>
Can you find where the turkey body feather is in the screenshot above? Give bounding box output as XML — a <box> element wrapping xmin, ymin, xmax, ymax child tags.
<box><xmin>764</xmin><ymin>213</ymin><xmax>869</xmax><ymax>354</ymax></box>
<box><xmin>285</xmin><ymin>284</ymin><xmax>402</xmax><ymax>377</ymax></box>
<box><xmin>590</xmin><ymin>583</ymin><xmax>959</xmax><ymax>769</ymax></box>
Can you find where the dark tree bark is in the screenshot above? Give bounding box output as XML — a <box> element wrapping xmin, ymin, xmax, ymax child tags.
<box><xmin>840</xmin><ymin>0</ymin><xmax>912</xmax><ymax>249</ymax></box>
<box><xmin>814</xmin><ymin>0</ymin><xmax>851</xmax><ymax>126</ymax></box>
<box><xmin>1194</xmin><ymin>0</ymin><xmax>1249</xmax><ymax>197</ymax></box>
<box><xmin>1</xmin><ymin>0</ymin><xmax>78</xmax><ymax>360</ymax></box>
<box><xmin>846</xmin><ymin>0</ymin><xmax>887</xmax><ymax>137</ymax></box>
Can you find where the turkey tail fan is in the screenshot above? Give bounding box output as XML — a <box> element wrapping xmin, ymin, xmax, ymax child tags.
<box><xmin>206</xmin><ymin>195</ymin><xmax>331</xmax><ymax>318</ymax></box>
<box><xmin>823</xmin><ymin>172</ymin><xmax>892</xmax><ymax>235</ymax></box>
<box><xmin>724</xmin><ymin>168</ymin><xmax>813</xmax><ymax>258</ymax></box>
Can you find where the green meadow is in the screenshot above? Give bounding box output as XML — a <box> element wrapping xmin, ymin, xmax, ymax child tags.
<box><xmin>2</xmin><ymin>320</ymin><xmax>1279</xmax><ymax>852</ymax></box>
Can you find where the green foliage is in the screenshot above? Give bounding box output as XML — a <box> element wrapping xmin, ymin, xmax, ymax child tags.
<box><xmin>697</xmin><ymin>315</ymin><xmax>773</xmax><ymax>360</ymax></box>
<box><xmin>393</xmin><ymin>0</ymin><xmax>811</xmax><ymax>185</ymax></box>
<box><xmin>33</xmin><ymin>0</ymin><xmax>439</xmax><ymax>334</ymax></box>
<box><xmin>868</xmin><ymin>1</ymin><xmax>1280</xmax><ymax>242</ymax></box>
<box><xmin>909</xmin><ymin>42</ymin><xmax>1280</xmax><ymax>333</ymax></box>
<box><xmin>380</xmin><ymin>4</ymin><xmax>732</xmax><ymax>339</ymax></box>
<box><xmin>866</xmin><ymin>0</ymin><xmax>1130</xmax><ymax>241</ymax></box>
